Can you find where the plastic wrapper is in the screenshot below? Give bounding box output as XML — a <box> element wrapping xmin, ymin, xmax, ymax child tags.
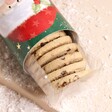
<box><xmin>0</xmin><ymin>0</ymin><xmax>90</xmax><ymax>101</ymax></box>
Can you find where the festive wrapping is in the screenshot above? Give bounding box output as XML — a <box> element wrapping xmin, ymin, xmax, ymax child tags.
<box><xmin>0</xmin><ymin>0</ymin><xmax>74</xmax><ymax>65</ymax></box>
<box><xmin>0</xmin><ymin>0</ymin><xmax>90</xmax><ymax>98</ymax></box>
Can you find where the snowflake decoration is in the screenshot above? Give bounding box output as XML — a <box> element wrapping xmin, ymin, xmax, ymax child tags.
<box><xmin>17</xmin><ymin>43</ymin><xmax>21</xmax><ymax>49</ymax></box>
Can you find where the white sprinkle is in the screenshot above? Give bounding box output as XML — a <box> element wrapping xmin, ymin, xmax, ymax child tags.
<box><xmin>45</xmin><ymin>75</ymin><xmax>48</xmax><ymax>79</ymax></box>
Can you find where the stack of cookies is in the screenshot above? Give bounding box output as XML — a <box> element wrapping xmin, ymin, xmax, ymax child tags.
<box><xmin>25</xmin><ymin>31</ymin><xmax>89</xmax><ymax>89</ymax></box>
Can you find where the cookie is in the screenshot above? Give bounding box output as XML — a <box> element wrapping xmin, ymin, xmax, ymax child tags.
<box><xmin>25</xmin><ymin>54</ymin><xmax>36</xmax><ymax>68</ymax></box>
<box><xmin>48</xmin><ymin>60</ymin><xmax>86</xmax><ymax>82</ymax></box>
<box><xmin>30</xmin><ymin>31</ymin><xmax>66</xmax><ymax>54</ymax></box>
<box><xmin>35</xmin><ymin>36</ymin><xmax>72</xmax><ymax>60</ymax></box>
<box><xmin>43</xmin><ymin>52</ymin><xmax>83</xmax><ymax>74</ymax></box>
<box><xmin>37</xmin><ymin>43</ymin><xmax>77</xmax><ymax>66</ymax></box>
<box><xmin>52</xmin><ymin>69</ymin><xmax>90</xmax><ymax>88</ymax></box>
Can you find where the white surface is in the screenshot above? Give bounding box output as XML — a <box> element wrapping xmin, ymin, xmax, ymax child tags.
<box><xmin>0</xmin><ymin>0</ymin><xmax>112</xmax><ymax>112</ymax></box>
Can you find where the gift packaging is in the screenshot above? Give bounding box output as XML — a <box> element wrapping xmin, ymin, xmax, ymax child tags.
<box><xmin>0</xmin><ymin>0</ymin><xmax>90</xmax><ymax>98</ymax></box>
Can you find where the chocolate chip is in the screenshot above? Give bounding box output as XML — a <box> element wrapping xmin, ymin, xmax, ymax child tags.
<box><xmin>51</xmin><ymin>71</ymin><xmax>68</xmax><ymax>82</ymax></box>
<box><xmin>67</xmin><ymin>48</ymin><xmax>71</xmax><ymax>52</ymax></box>
<box><xmin>40</xmin><ymin>43</ymin><xmax>46</xmax><ymax>47</ymax></box>
<box><xmin>75</xmin><ymin>49</ymin><xmax>79</xmax><ymax>52</ymax></box>
<box><xmin>61</xmin><ymin>71</ymin><xmax>68</xmax><ymax>76</ymax></box>
<box><xmin>61</xmin><ymin>82</ymin><xmax>67</xmax><ymax>87</ymax></box>
<box><xmin>40</xmin><ymin>42</ymin><xmax>48</xmax><ymax>47</ymax></box>
<box><xmin>63</xmin><ymin>64</ymin><xmax>67</xmax><ymax>67</ymax></box>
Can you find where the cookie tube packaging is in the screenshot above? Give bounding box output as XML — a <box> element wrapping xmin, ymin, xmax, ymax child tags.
<box><xmin>0</xmin><ymin>0</ymin><xmax>90</xmax><ymax>98</ymax></box>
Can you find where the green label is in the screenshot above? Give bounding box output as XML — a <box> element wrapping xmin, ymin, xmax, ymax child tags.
<box><xmin>3</xmin><ymin>12</ymin><xmax>74</xmax><ymax>66</ymax></box>
<box><xmin>1</xmin><ymin>0</ymin><xmax>74</xmax><ymax>66</ymax></box>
